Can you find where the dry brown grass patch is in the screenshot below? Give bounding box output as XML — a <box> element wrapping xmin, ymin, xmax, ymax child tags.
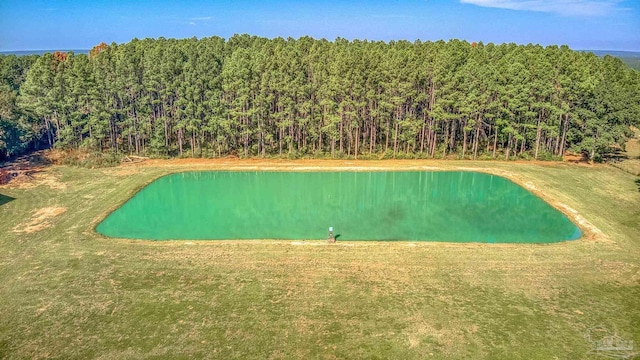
<box><xmin>10</xmin><ymin>171</ymin><xmax>66</xmax><ymax>190</ymax></box>
<box><xmin>13</xmin><ymin>206</ymin><xmax>67</xmax><ymax>234</ymax></box>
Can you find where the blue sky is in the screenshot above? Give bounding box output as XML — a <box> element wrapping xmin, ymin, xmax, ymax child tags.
<box><xmin>1</xmin><ymin>0</ymin><xmax>639</xmax><ymax>51</ymax></box>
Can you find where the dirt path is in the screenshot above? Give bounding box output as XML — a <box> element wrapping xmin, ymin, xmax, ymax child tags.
<box><xmin>0</xmin><ymin>151</ymin><xmax>53</xmax><ymax>186</ymax></box>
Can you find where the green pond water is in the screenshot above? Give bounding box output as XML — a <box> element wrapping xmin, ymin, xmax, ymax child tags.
<box><xmin>96</xmin><ymin>171</ymin><xmax>582</xmax><ymax>243</ymax></box>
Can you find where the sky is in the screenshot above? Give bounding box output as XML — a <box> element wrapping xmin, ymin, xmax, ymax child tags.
<box><xmin>1</xmin><ymin>0</ymin><xmax>639</xmax><ymax>51</ymax></box>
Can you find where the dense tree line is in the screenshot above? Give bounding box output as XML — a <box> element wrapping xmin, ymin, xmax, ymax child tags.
<box><xmin>2</xmin><ymin>35</ymin><xmax>639</xmax><ymax>162</ymax></box>
<box><xmin>0</xmin><ymin>55</ymin><xmax>39</xmax><ymax>159</ymax></box>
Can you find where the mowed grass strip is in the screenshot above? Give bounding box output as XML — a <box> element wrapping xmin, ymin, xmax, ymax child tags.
<box><xmin>0</xmin><ymin>161</ymin><xmax>639</xmax><ymax>359</ymax></box>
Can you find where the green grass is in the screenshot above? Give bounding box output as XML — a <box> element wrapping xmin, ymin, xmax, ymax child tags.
<box><xmin>1</xmin><ymin>161</ymin><xmax>639</xmax><ymax>359</ymax></box>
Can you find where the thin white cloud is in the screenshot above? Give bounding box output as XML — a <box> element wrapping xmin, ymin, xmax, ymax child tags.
<box><xmin>184</xmin><ymin>16</ymin><xmax>212</xmax><ymax>26</ymax></box>
<box><xmin>371</xmin><ymin>14</ymin><xmax>416</xmax><ymax>19</ymax></box>
<box><xmin>459</xmin><ymin>0</ymin><xmax>623</xmax><ymax>16</ymax></box>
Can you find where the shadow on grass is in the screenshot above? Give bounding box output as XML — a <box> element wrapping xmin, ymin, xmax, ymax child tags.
<box><xmin>635</xmin><ymin>179</ymin><xmax>640</xmax><ymax>192</ymax></box>
<box><xmin>0</xmin><ymin>194</ymin><xmax>15</xmax><ymax>207</ymax></box>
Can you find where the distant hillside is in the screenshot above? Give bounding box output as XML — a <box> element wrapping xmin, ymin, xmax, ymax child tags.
<box><xmin>622</xmin><ymin>60</ymin><xmax>640</xmax><ymax>71</ymax></box>
<box><xmin>582</xmin><ymin>50</ymin><xmax>640</xmax><ymax>71</ymax></box>
<box><xmin>0</xmin><ymin>49</ymin><xmax>89</xmax><ymax>56</ymax></box>
<box><xmin>586</xmin><ymin>50</ymin><xmax>640</xmax><ymax>58</ymax></box>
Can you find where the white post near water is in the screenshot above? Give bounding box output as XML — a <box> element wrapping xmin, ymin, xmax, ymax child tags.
<box><xmin>328</xmin><ymin>226</ymin><xmax>335</xmax><ymax>243</ymax></box>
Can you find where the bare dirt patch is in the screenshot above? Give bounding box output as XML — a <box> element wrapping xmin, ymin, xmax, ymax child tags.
<box><xmin>13</xmin><ymin>207</ymin><xmax>67</xmax><ymax>234</ymax></box>
<box><xmin>7</xmin><ymin>171</ymin><xmax>66</xmax><ymax>190</ymax></box>
<box><xmin>563</xmin><ymin>152</ymin><xmax>586</xmax><ymax>163</ymax></box>
<box><xmin>0</xmin><ymin>150</ymin><xmax>65</xmax><ymax>189</ymax></box>
<box><xmin>557</xmin><ymin>203</ymin><xmax>608</xmax><ymax>242</ymax></box>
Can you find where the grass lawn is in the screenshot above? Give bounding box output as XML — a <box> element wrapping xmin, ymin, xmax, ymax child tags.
<box><xmin>0</xmin><ymin>159</ymin><xmax>639</xmax><ymax>359</ymax></box>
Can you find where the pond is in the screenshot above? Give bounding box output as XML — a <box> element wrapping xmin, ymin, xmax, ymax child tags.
<box><xmin>96</xmin><ymin>171</ymin><xmax>582</xmax><ymax>243</ymax></box>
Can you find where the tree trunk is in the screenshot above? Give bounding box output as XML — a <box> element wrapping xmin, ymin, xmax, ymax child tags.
<box><xmin>449</xmin><ymin>120</ymin><xmax>456</xmax><ymax>151</ymax></box>
<box><xmin>354</xmin><ymin>124</ymin><xmax>359</xmax><ymax>159</ymax></box>
<box><xmin>473</xmin><ymin>125</ymin><xmax>480</xmax><ymax>160</ymax></box>
<box><xmin>164</xmin><ymin>119</ymin><xmax>169</xmax><ymax>155</ymax></box>
<box><xmin>492</xmin><ymin>126</ymin><xmax>498</xmax><ymax>159</ymax></box>
<box><xmin>191</xmin><ymin>131</ymin><xmax>196</xmax><ymax>157</ymax></box>
<box><xmin>370</xmin><ymin>119</ymin><xmax>376</xmax><ymax>154</ymax></box>
<box><xmin>318</xmin><ymin>106</ymin><xmax>324</xmax><ymax>153</ymax></box>
<box><xmin>45</xmin><ymin>118</ymin><xmax>53</xmax><ymax>148</ymax></box>
<box><xmin>279</xmin><ymin>127</ymin><xmax>283</xmax><ymax>156</ymax></box>
<box><xmin>393</xmin><ymin>122</ymin><xmax>399</xmax><ymax>157</ymax></box>
<box><xmin>442</xmin><ymin>121</ymin><xmax>449</xmax><ymax>158</ymax></box>
<box><xmin>462</xmin><ymin>126</ymin><xmax>468</xmax><ymax>158</ymax></box>
<box><xmin>385</xmin><ymin>119</ymin><xmax>390</xmax><ymax>153</ymax></box>
<box><xmin>289</xmin><ymin>121</ymin><xmax>294</xmax><ymax>154</ymax></box>
<box><xmin>261</xmin><ymin>129</ymin><xmax>265</xmax><ymax>158</ymax></box>
<box><xmin>339</xmin><ymin>114</ymin><xmax>344</xmax><ymax>154</ymax></box>
<box><xmin>331</xmin><ymin>138</ymin><xmax>335</xmax><ymax>158</ymax></box>
<box><xmin>534</xmin><ymin>118</ymin><xmax>542</xmax><ymax>159</ymax></box>
<box><xmin>420</xmin><ymin>111</ymin><xmax>427</xmax><ymax>153</ymax></box>
<box><xmin>559</xmin><ymin>113</ymin><xmax>569</xmax><ymax>157</ymax></box>
<box><xmin>430</xmin><ymin>127</ymin><xmax>437</xmax><ymax>158</ymax></box>
<box><xmin>554</xmin><ymin>114</ymin><xmax>562</xmax><ymax>155</ymax></box>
